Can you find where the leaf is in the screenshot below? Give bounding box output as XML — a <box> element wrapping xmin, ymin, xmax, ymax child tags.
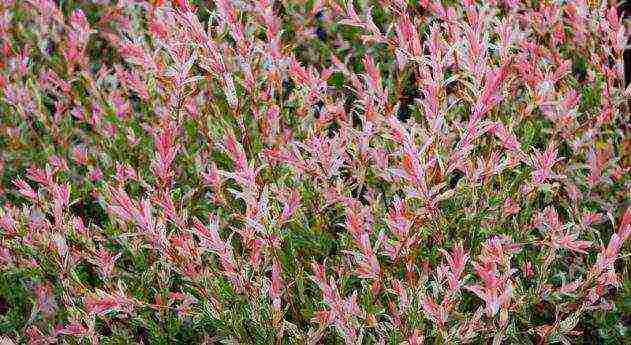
<box><xmin>0</xmin><ymin>337</ymin><xmax>15</xmax><ymax>345</ymax></box>
<box><xmin>559</xmin><ymin>313</ymin><xmax>580</xmax><ymax>334</ymax></box>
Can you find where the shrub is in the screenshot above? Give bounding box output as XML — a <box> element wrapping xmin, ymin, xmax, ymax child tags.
<box><xmin>0</xmin><ymin>0</ymin><xmax>629</xmax><ymax>344</ymax></box>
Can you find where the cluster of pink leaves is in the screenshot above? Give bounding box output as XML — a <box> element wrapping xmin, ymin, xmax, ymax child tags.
<box><xmin>0</xmin><ymin>0</ymin><xmax>629</xmax><ymax>343</ymax></box>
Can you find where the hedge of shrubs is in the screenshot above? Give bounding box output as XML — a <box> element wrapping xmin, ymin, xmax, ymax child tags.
<box><xmin>0</xmin><ymin>0</ymin><xmax>629</xmax><ymax>344</ymax></box>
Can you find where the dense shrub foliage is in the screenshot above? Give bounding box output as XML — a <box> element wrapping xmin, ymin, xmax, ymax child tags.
<box><xmin>0</xmin><ymin>0</ymin><xmax>629</xmax><ymax>343</ymax></box>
